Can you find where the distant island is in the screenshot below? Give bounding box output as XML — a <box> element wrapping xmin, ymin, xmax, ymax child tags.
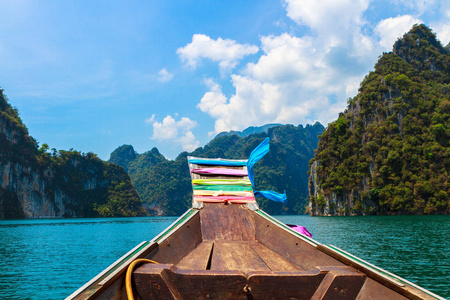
<box><xmin>309</xmin><ymin>24</ymin><xmax>450</xmax><ymax>216</ymax></box>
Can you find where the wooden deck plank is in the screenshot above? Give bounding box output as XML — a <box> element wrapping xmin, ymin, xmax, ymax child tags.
<box><xmin>251</xmin><ymin>241</ymin><xmax>302</xmax><ymax>271</ymax></box>
<box><xmin>254</xmin><ymin>212</ymin><xmax>344</xmax><ymax>270</ymax></box>
<box><xmin>200</xmin><ymin>203</ymin><xmax>255</xmax><ymax>241</ymax></box>
<box><xmin>210</xmin><ymin>240</ymin><xmax>270</xmax><ymax>272</ymax></box>
<box><xmin>176</xmin><ymin>241</ymin><xmax>214</xmax><ymax>270</ymax></box>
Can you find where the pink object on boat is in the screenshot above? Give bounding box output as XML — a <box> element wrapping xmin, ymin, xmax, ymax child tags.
<box><xmin>190</xmin><ymin>168</ymin><xmax>248</xmax><ymax>176</ymax></box>
<box><xmin>286</xmin><ymin>224</ymin><xmax>312</xmax><ymax>237</ymax></box>
<box><xmin>193</xmin><ymin>196</ymin><xmax>255</xmax><ymax>203</ymax></box>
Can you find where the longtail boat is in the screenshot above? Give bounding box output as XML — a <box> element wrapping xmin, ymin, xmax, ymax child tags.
<box><xmin>66</xmin><ymin>139</ymin><xmax>445</xmax><ymax>300</ymax></box>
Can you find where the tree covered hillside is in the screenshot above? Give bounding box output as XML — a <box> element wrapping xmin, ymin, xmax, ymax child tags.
<box><xmin>0</xmin><ymin>89</ymin><xmax>146</xmax><ymax>218</ymax></box>
<box><xmin>110</xmin><ymin>122</ymin><xmax>324</xmax><ymax>216</ymax></box>
<box><xmin>309</xmin><ymin>25</ymin><xmax>450</xmax><ymax>216</ymax></box>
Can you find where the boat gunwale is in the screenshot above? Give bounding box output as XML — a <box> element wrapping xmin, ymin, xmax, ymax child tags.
<box><xmin>255</xmin><ymin>209</ymin><xmax>444</xmax><ymax>300</ymax></box>
<box><xmin>256</xmin><ymin>209</ymin><xmax>319</xmax><ymax>247</ymax></box>
<box><xmin>152</xmin><ymin>208</ymin><xmax>198</xmax><ymax>244</ymax></box>
<box><xmin>64</xmin><ymin>241</ymin><xmax>149</xmax><ymax>300</ymax></box>
<box><xmin>65</xmin><ymin>209</ymin><xmax>199</xmax><ymax>300</ymax></box>
<box><xmin>319</xmin><ymin>244</ymin><xmax>446</xmax><ymax>300</ymax></box>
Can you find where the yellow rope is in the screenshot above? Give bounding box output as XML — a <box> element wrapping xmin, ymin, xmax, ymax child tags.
<box><xmin>126</xmin><ymin>259</ymin><xmax>158</xmax><ymax>300</ymax></box>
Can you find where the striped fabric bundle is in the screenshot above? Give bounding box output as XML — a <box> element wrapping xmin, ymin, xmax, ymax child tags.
<box><xmin>192</xmin><ymin>179</ymin><xmax>252</xmax><ymax>186</ymax></box>
<box><xmin>188</xmin><ymin>158</ymin><xmax>247</xmax><ymax>166</ymax></box>
<box><xmin>193</xmin><ymin>191</ymin><xmax>254</xmax><ymax>197</ymax></box>
<box><xmin>190</xmin><ymin>168</ymin><xmax>248</xmax><ymax>176</ymax></box>
<box><xmin>192</xmin><ymin>184</ymin><xmax>253</xmax><ymax>191</ymax></box>
<box><xmin>188</xmin><ymin>138</ymin><xmax>286</xmax><ymax>205</ymax></box>
<box><xmin>188</xmin><ymin>156</ymin><xmax>256</xmax><ymax>204</ymax></box>
<box><xmin>193</xmin><ymin>196</ymin><xmax>255</xmax><ymax>203</ymax></box>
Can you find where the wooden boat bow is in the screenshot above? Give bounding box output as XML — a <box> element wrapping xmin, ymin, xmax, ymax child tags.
<box><xmin>66</xmin><ymin>151</ymin><xmax>445</xmax><ymax>300</ymax></box>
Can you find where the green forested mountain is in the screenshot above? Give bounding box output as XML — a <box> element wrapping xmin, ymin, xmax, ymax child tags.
<box><xmin>110</xmin><ymin>122</ymin><xmax>324</xmax><ymax>216</ymax></box>
<box><xmin>309</xmin><ymin>25</ymin><xmax>450</xmax><ymax>216</ymax></box>
<box><xmin>0</xmin><ymin>89</ymin><xmax>146</xmax><ymax>218</ymax></box>
<box><xmin>215</xmin><ymin>123</ymin><xmax>282</xmax><ymax>138</ymax></box>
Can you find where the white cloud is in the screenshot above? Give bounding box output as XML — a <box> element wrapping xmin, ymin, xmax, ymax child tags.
<box><xmin>178</xmin><ymin>131</ymin><xmax>200</xmax><ymax>152</ymax></box>
<box><xmin>145</xmin><ymin>113</ymin><xmax>156</xmax><ymax>124</ymax></box>
<box><xmin>429</xmin><ymin>1</ymin><xmax>450</xmax><ymax>46</ymax></box>
<box><xmin>176</xmin><ymin>34</ymin><xmax>259</xmax><ymax>73</ymax></box>
<box><xmin>157</xmin><ymin>68</ymin><xmax>173</xmax><ymax>82</ymax></box>
<box><xmin>433</xmin><ymin>23</ymin><xmax>450</xmax><ymax>45</ymax></box>
<box><xmin>285</xmin><ymin>0</ymin><xmax>369</xmax><ymax>46</ymax></box>
<box><xmin>151</xmin><ymin>115</ymin><xmax>199</xmax><ymax>151</ymax></box>
<box><xmin>285</xmin><ymin>0</ymin><xmax>368</xmax><ymax>29</ymax></box>
<box><xmin>284</xmin><ymin>0</ymin><xmax>377</xmax><ymax>65</ymax></box>
<box><xmin>198</xmin><ymin>30</ymin><xmax>371</xmax><ymax>134</ymax></box>
<box><xmin>375</xmin><ymin>15</ymin><xmax>423</xmax><ymax>50</ymax></box>
<box><xmin>193</xmin><ymin>0</ymin><xmax>446</xmax><ymax>136</ymax></box>
<box><xmin>198</xmin><ymin>76</ymin><xmax>282</xmax><ymax>134</ymax></box>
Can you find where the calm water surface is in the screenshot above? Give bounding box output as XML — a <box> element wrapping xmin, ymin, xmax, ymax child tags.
<box><xmin>0</xmin><ymin>215</ymin><xmax>448</xmax><ymax>299</ymax></box>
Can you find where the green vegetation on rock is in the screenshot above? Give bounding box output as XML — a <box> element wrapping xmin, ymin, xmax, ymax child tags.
<box><xmin>110</xmin><ymin>122</ymin><xmax>324</xmax><ymax>216</ymax></box>
<box><xmin>309</xmin><ymin>24</ymin><xmax>450</xmax><ymax>216</ymax></box>
<box><xmin>0</xmin><ymin>89</ymin><xmax>146</xmax><ymax>218</ymax></box>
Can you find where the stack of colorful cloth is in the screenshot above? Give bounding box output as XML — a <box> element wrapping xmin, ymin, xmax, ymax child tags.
<box><xmin>188</xmin><ymin>158</ymin><xmax>256</xmax><ymax>204</ymax></box>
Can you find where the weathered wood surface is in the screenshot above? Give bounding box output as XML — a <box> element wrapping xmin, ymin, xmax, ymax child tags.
<box><xmin>356</xmin><ymin>278</ymin><xmax>409</xmax><ymax>300</ymax></box>
<box><xmin>200</xmin><ymin>203</ymin><xmax>255</xmax><ymax>241</ymax></box>
<box><xmin>166</xmin><ymin>268</ymin><xmax>248</xmax><ymax>300</ymax></box>
<box><xmin>94</xmin><ymin>273</ymin><xmax>127</xmax><ymax>300</ymax></box>
<box><xmin>133</xmin><ymin>263</ymin><xmax>179</xmax><ymax>300</ymax></box>
<box><xmin>210</xmin><ymin>240</ymin><xmax>270</xmax><ymax>272</ymax></box>
<box><xmin>146</xmin><ymin>213</ymin><xmax>202</xmax><ymax>265</ymax></box>
<box><xmin>70</xmin><ymin>199</ymin><xmax>442</xmax><ymax>300</ymax></box>
<box><xmin>246</xmin><ymin>268</ymin><xmax>326</xmax><ymax>299</ymax></box>
<box><xmin>130</xmin><ymin>204</ymin><xmax>439</xmax><ymax>299</ymax></box>
<box><xmin>250</xmin><ymin>240</ymin><xmax>302</xmax><ymax>271</ymax></box>
<box><xmin>134</xmin><ymin>265</ymin><xmax>370</xmax><ymax>300</ymax></box>
<box><xmin>176</xmin><ymin>241</ymin><xmax>213</xmax><ymax>270</ymax></box>
<box><xmin>311</xmin><ymin>266</ymin><xmax>366</xmax><ymax>300</ymax></box>
<box><xmin>175</xmin><ymin>239</ymin><xmax>301</xmax><ymax>273</ymax></box>
<box><xmin>254</xmin><ymin>212</ymin><xmax>344</xmax><ymax>270</ymax></box>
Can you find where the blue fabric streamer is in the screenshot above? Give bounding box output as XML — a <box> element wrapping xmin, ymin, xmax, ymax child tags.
<box><xmin>247</xmin><ymin>138</ymin><xmax>287</xmax><ymax>203</ymax></box>
<box><xmin>247</xmin><ymin>138</ymin><xmax>270</xmax><ymax>186</ymax></box>
<box><xmin>254</xmin><ymin>190</ymin><xmax>287</xmax><ymax>203</ymax></box>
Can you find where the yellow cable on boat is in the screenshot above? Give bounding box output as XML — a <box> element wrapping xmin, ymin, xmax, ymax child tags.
<box><xmin>126</xmin><ymin>258</ymin><xmax>158</xmax><ymax>300</ymax></box>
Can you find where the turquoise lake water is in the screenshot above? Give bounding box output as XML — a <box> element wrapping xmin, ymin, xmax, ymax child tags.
<box><xmin>0</xmin><ymin>214</ymin><xmax>448</xmax><ymax>299</ymax></box>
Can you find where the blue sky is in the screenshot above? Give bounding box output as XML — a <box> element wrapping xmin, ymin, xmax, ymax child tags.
<box><xmin>0</xmin><ymin>0</ymin><xmax>448</xmax><ymax>160</ymax></box>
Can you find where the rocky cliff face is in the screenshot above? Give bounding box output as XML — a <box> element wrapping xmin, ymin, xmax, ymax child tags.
<box><xmin>309</xmin><ymin>24</ymin><xmax>450</xmax><ymax>216</ymax></box>
<box><xmin>0</xmin><ymin>161</ymin><xmax>91</xmax><ymax>218</ymax></box>
<box><xmin>0</xmin><ymin>89</ymin><xmax>145</xmax><ymax>218</ymax></box>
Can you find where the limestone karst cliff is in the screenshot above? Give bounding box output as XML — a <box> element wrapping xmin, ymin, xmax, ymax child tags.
<box><xmin>309</xmin><ymin>25</ymin><xmax>449</xmax><ymax>216</ymax></box>
<box><xmin>0</xmin><ymin>89</ymin><xmax>146</xmax><ymax>218</ymax></box>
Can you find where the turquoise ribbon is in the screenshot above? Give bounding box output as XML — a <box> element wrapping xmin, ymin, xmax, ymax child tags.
<box><xmin>247</xmin><ymin>138</ymin><xmax>287</xmax><ymax>203</ymax></box>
